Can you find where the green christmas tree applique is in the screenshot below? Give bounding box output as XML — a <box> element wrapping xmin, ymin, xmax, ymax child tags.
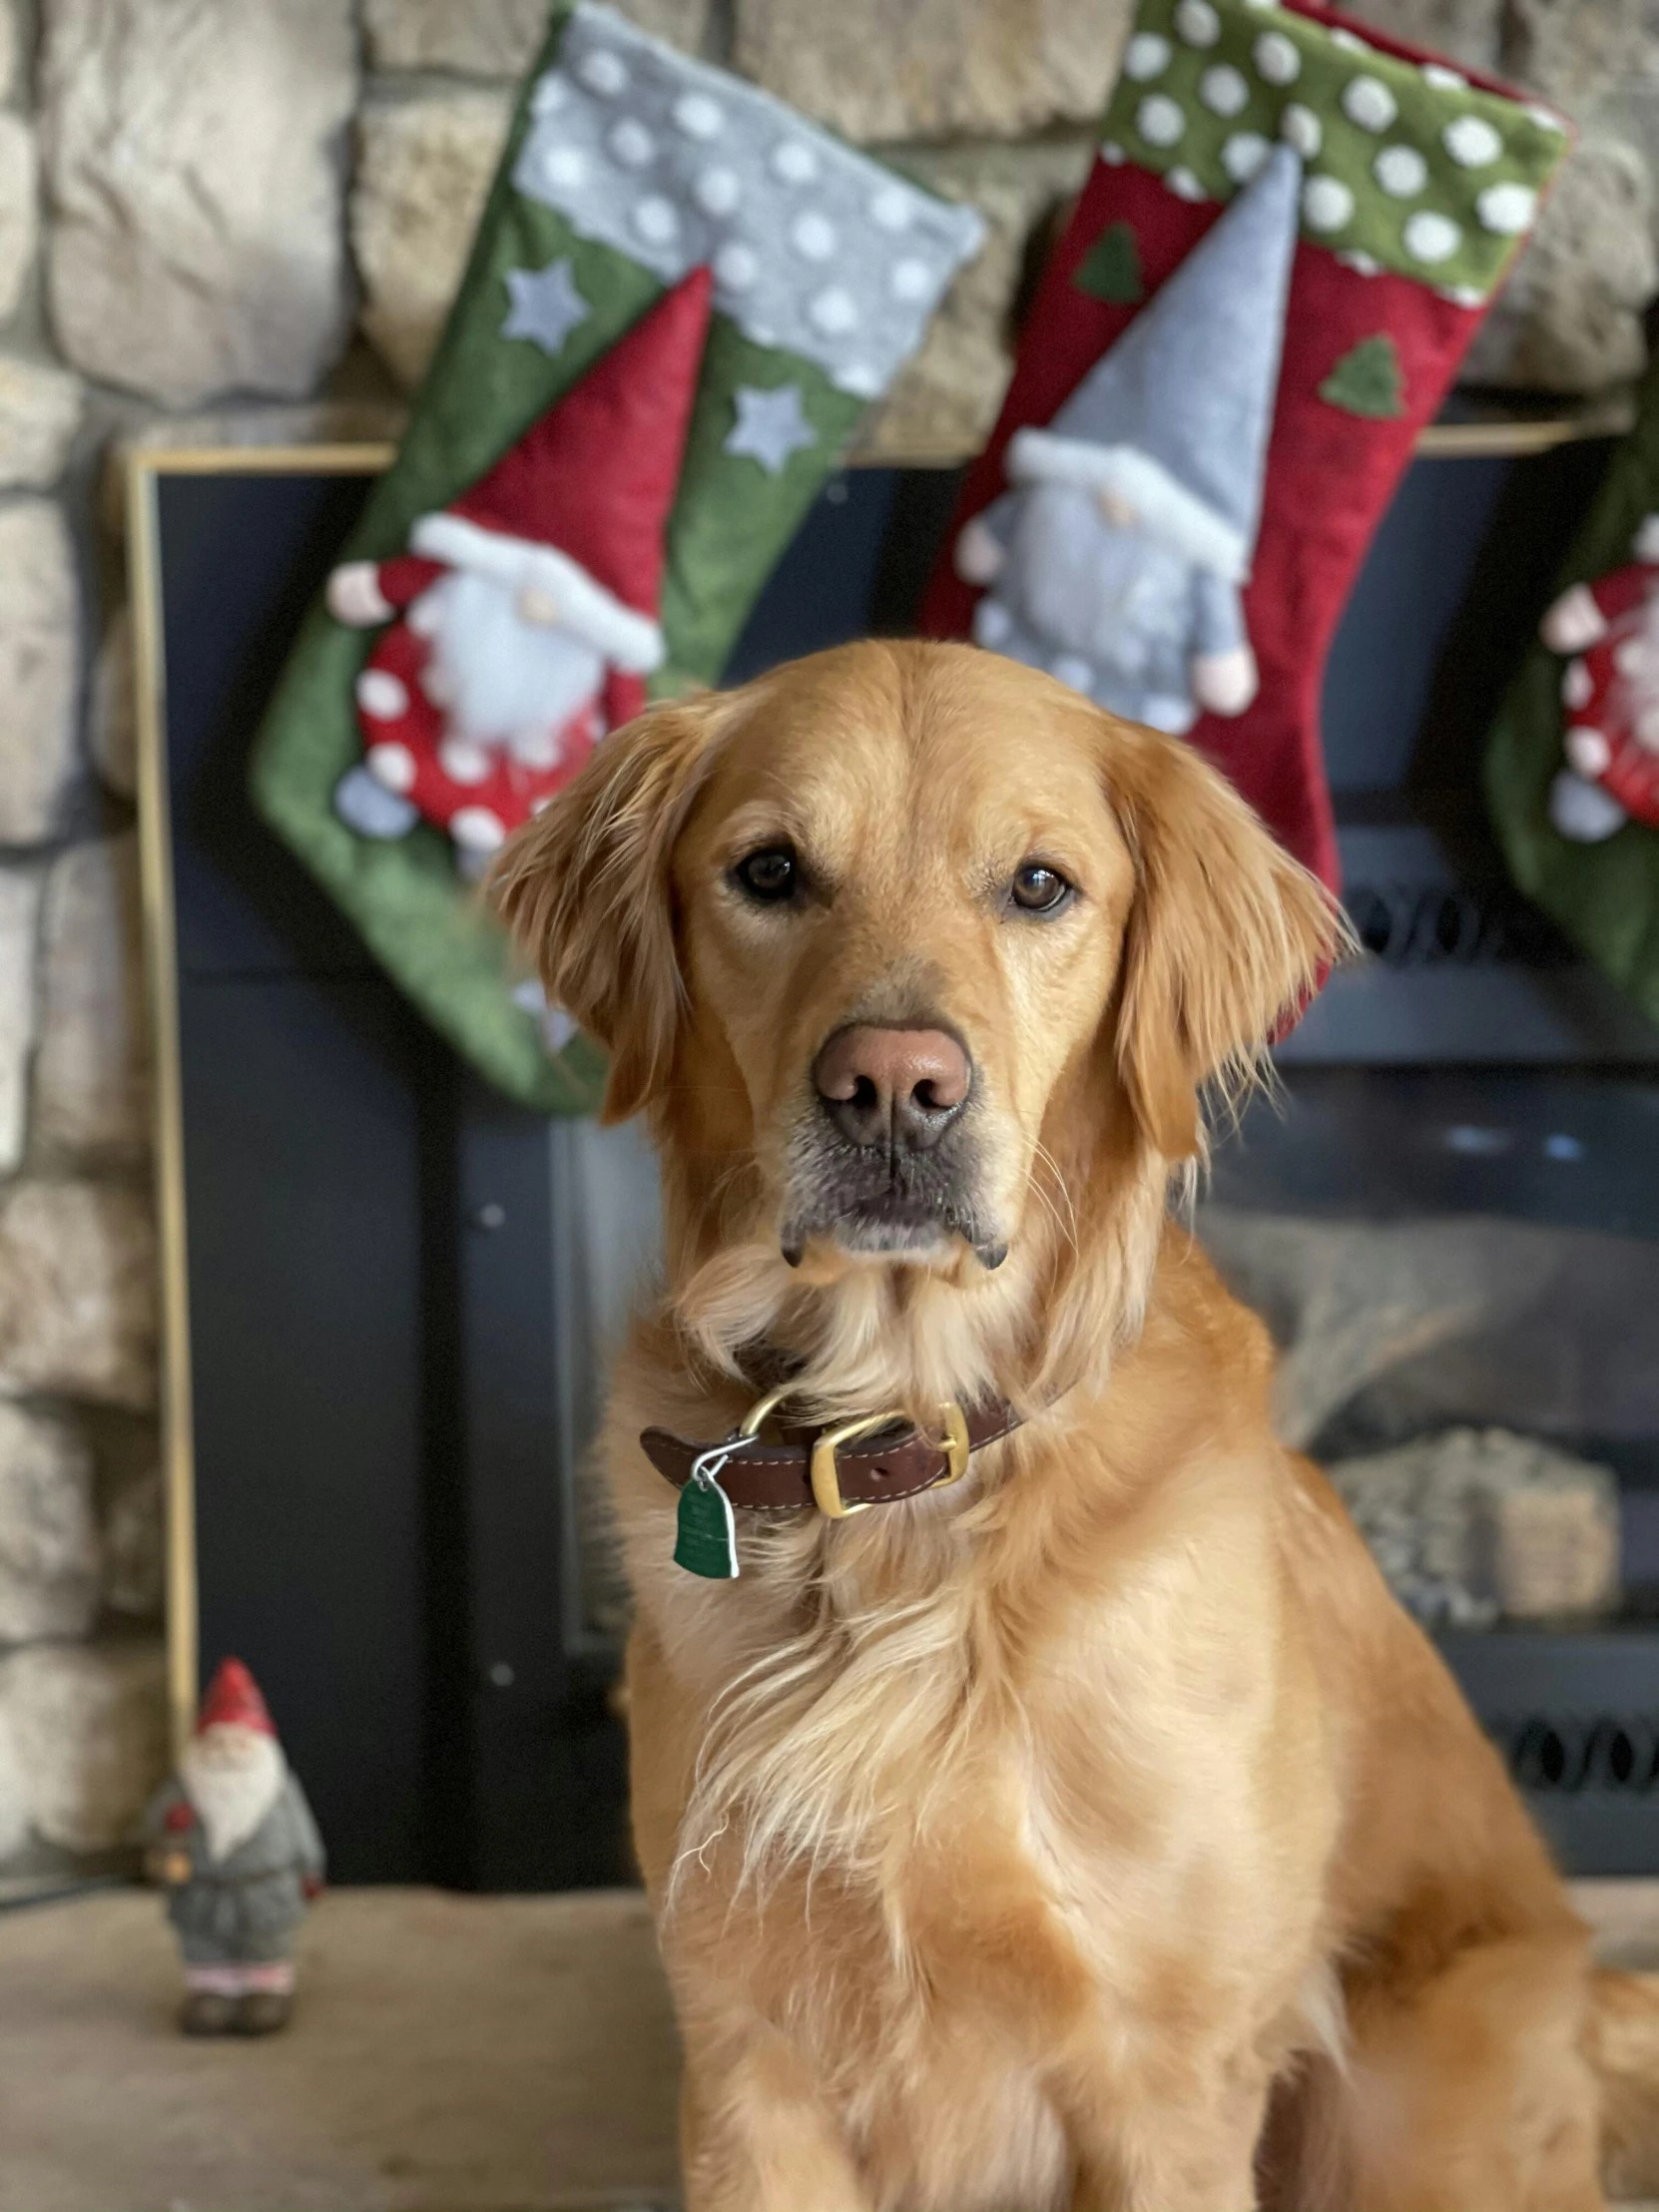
<box><xmin>1319</xmin><ymin>334</ymin><xmax>1407</xmax><ymax>420</ymax></box>
<box><xmin>1072</xmin><ymin>222</ymin><xmax>1145</xmax><ymax>305</ymax></box>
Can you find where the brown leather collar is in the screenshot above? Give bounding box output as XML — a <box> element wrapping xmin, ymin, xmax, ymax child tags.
<box><xmin>642</xmin><ymin>1393</ymin><xmax>1022</xmax><ymax>1519</ymax></box>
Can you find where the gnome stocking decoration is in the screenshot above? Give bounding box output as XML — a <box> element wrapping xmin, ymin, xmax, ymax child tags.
<box><xmin>252</xmin><ymin>0</ymin><xmax>981</xmax><ymax>1111</ymax></box>
<box><xmin>328</xmin><ymin>267</ymin><xmax>712</xmax><ymax>876</ymax></box>
<box><xmin>1538</xmin><ymin>517</ymin><xmax>1659</xmax><ymax>844</ymax></box>
<box><xmin>144</xmin><ymin>1660</ymin><xmax>325</xmax><ymax>2038</ymax></box>
<box><xmin>922</xmin><ymin>0</ymin><xmax>1571</xmax><ymax>890</ymax></box>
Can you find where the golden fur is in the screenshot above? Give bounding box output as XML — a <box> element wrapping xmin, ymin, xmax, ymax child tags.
<box><xmin>493</xmin><ymin>640</ymin><xmax>1644</xmax><ymax>2212</ymax></box>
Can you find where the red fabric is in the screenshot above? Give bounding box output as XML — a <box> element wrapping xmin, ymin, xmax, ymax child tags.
<box><xmin>1566</xmin><ymin>563</ymin><xmax>1659</xmax><ymax>829</ymax></box>
<box><xmin>374</xmin><ymin>554</ymin><xmax>446</xmax><ymax>610</ymax></box>
<box><xmin>919</xmin><ymin>156</ymin><xmax>1491</xmax><ymax>893</ymax></box>
<box><xmin>357</xmin><ymin>616</ymin><xmax>617</xmax><ymax>842</ymax></box>
<box><xmin>197</xmin><ymin>1657</ymin><xmax>276</xmax><ymax>1738</ymax></box>
<box><xmin>444</xmin><ymin>265</ymin><xmax>714</xmax><ymax>621</ymax></box>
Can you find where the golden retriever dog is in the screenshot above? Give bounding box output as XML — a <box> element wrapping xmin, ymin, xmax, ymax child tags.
<box><xmin>492</xmin><ymin>639</ymin><xmax>1651</xmax><ymax>2212</ymax></box>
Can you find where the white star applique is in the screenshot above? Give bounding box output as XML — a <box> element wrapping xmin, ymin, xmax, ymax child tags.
<box><xmin>502</xmin><ymin>257</ymin><xmax>591</xmax><ymax>355</ymax></box>
<box><xmin>724</xmin><ymin>383</ymin><xmax>818</xmax><ymax>474</ymax></box>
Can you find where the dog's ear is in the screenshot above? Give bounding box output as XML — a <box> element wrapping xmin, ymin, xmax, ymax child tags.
<box><xmin>488</xmin><ymin>694</ymin><xmax>729</xmax><ymax>1123</ymax></box>
<box><xmin>1106</xmin><ymin>720</ymin><xmax>1344</xmax><ymax>1160</ymax></box>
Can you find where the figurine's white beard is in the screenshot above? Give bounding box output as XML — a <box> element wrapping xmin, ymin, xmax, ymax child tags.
<box><xmin>181</xmin><ymin>1725</ymin><xmax>284</xmax><ymax>1863</ymax></box>
<box><xmin>416</xmin><ymin>569</ymin><xmax>605</xmax><ymax>748</ymax></box>
<box><xmin>1616</xmin><ymin>600</ymin><xmax>1659</xmax><ymax>754</ymax></box>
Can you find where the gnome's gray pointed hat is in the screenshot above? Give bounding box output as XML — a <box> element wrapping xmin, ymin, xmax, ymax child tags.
<box><xmin>1007</xmin><ymin>145</ymin><xmax>1302</xmax><ymax>584</ymax></box>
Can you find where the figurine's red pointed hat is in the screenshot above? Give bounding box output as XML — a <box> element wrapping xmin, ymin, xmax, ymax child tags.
<box><xmin>196</xmin><ymin>1656</ymin><xmax>276</xmax><ymax>1737</ymax></box>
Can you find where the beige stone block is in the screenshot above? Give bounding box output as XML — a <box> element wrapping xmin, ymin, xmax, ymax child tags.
<box><xmin>0</xmin><ymin>500</ymin><xmax>79</xmax><ymax>844</ymax></box>
<box><xmin>1460</xmin><ymin>137</ymin><xmax>1657</xmax><ymax>392</ymax></box>
<box><xmin>87</xmin><ymin>604</ymin><xmax>135</xmax><ymax>801</ymax></box>
<box><xmin>364</xmin><ymin>0</ymin><xmax>708</xmax><ymax>73</ymax></box>
<box><xmin>0</xmin><ymin>115</ymin><xmax>36</xmax><ymax>323</ymax></box>
<box><xmin>41</xmin><ymin>0</ymin><xmax>356</xmax><ymax>406</ymax></box>
<box><xmin>1507</xmin><ymin>0</ymin><xmax>1659</xmax><ymax>115</ymax></box>
<box><xmin>857</xmin><ymin>137</ymin><xmax>1093</xmax><ymax>463</ymax></box>
<box><xmin>33</xmin><ymin>832</ymin><xmax>150</xmax><ymax>1162</ymax></box>
<box><xmin>734</xmin><ymin>0</ymin><xmax>1136</xmax><ymax>143</ymax></box>
<box><xmin>0</xmin><ymin>356</ymin><xmax>83</xmax><ymax>488</ymax></box>
<box><xmin>0</xmin><ymin>867</ymin><xmax>39</xmax><ymax>1177</ymax></box>
<box><xmin>0</xmin><ymin>1182</ymin><xmax>156</xmax><ymax>1410</ymax></box>
<box><xmin>1336</xmin><ymin>0</ymin><xmax>1504</xmax><ymax>72</ymax></box>
<box><xmin>0</xmin><ymin>1638</ymin><xmax>167</xmax><ymax>1851</ymax></box>
<box><xmin>352</xmin><ymin>89</ymin><xmax>512</xmax><ymax>392</ymax></box>
<box><xmin>0</xmin><ymin>4</ymin><xmax>17</xmax><ymax>103</ymax></box>
<box><xmin>0</xmin><ymin>1400</ymin><xmax>99</xmax><ymax>1643</ymax></box>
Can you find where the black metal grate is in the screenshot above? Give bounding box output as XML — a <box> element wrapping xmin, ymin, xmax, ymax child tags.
<box><xmin>1490</xmin><ymin>1716</ymin><xmax>1659</xmax><ymax>1794</ymax></box>
<box><xmin>1343</xmin><ymin>882</ymin><xmax>1578</xmax><ymax>969</ymax></box>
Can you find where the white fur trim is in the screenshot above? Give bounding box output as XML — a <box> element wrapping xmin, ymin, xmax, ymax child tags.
<box><xmin>411</xmin><ymin>512</ymin><xmax>664</xmax><ymax>673</ymax></box>
<box><xmin>1006</xmin><ymin>429</ymin><xmax>1249</xmax><ymax>582</ymax></box>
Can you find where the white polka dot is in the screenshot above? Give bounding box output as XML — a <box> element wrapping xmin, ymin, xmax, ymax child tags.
<box><xmin>1254</xmin><ymin>30</ymin><xmax>1300</xmax><ymax>85</ymax></box>
<box><xmin>1052</xmin><ymin>654</ymin><xmax>1095</xmax><ymax>692</ymax></box>
<box><xmin>1527</xmin><ymin>103</ymin><xmax>1566</xmax><ymax>132</ymax></box>
<box><xmin>1476</xmin><ymin>181</ymin><xmax>1536</xmax><ymax>235</ymax></box>
<box><xmin>576</xmin><ymin>47</ymin><xmax>628</xmax><ymax>96</ymax></box>
<box><xmin>357</xmin><ymin>669</ymin><xmax>408</xmax><ymax>721</ymax></box>
<box><xmin>714</xmin><ymin>241</ymin><xmax>759</xmax><ymax>290</ymax></box>
<box><xmin>530</xmin><ymin>72</ymin><xmax>570</xmax><ymax>116</ymax></box>
<box><xmin>1421</xmin><ymin>62</ymin><xmax>1467</xmax><ymax>89</ymax></box>
<box><xmin>407</xmin><ymin>592</ymin><xmax>443</xmax><ymax>639</ymax></box>
<box><xmin>869</xmin><ymin>185</ymin><xmax>913</xmax><ymax>231</ymax></box>
<box><xmin>1442</xmin><ymin>114</ymin><xmax>1502</xmax><ymax>168</ymax></box>
<box><xmin>791</xmin><ymin>211</ymin><xmax>837</xmax><ymax>261</ymax></box>
<box><xmin>1201</xmin><ymin>63</ymin><xmax>1249</xmax><ymax>115</ymax></box>
<box><xmin>1562</xmin><ymin>659</ymin><xmax>1594</xmax><ymax>711</ymax></box>
<box><xmin>1338</xmin><ymin>249</ymin><xmax>1382</xmax><ymax>276</ymax></box>
<box><xmin>608</xmin><ymin>117</ymin><xmax>656</xmax><ymax>168</ymax></box>
<box><xmin>673</xmin><ymin>92</ymin><xmax>724</xmax><ymax>138</ymax></box>
<box><xmin>1375</xmin><ymin>144</ymin><xmax>1426</xmax><ymax>197</ymax></box>
<box><xmin>1565</xmin><ymin>727</ymin><xmax>1611</xmax><ymax>778</ymax></box>
<box><xmin>1403</xmin><ymin>209</ymin><xmax>1461</xmax><ymax>263</ymax></box>
<box><xmin>1616</xmin><ymin>638</ymin><xmax>1650</xmax><ymax>678</ymax></box>
<box><xmin>438</xmin><ymin>738</ymin><xmax>491</xmax><ymax>786</ymax></box>
<box><xmin>1281</xmin><ymin>103</ymin><xmax>1322</xmax><ymax>158</ymax></box>
<box><xmin>834</xmin><ymin>361</ymin><xmax>881</xmax><ymax>397</ymax></box>
<box><xmin>1343</xmin><ymin>75</ymin><xmax>1397</xmax><ymax>131</ymax></box>
<box><xmin>1303</xmin><ymin>175</ymin><xmax>1354</xmax><ymax>232</ymax></box>
<box><xmin>1437</xmin><ymin>282</ymin><xmax>1485</xmax><ymax>306</ymax></box>
<box><xmin>366</xmin><ymin>741</ymin><xmax>416</xmax><ymax>793</ymax></box>
<box><xmin>1166</xmin><ymin>166</ymin><xmax>1207</xmax><ymax>201</ymax></box>
<box><xmin>809</xmin><ymin>286</ymin><xmax>858</xmax><ymax>334</ymax></box>
<box><xmin>749</xmin><ymin>322</ymin><xmax>776</xmax><ymax>346</ymax></box>
<box><xmin>771</xmin><ymin>140</ymin><xmax>819</xmax><ymax>184</ymax></box>
<box><xmin>889</xmin><ymin>257</ymin><xmax>931</xmax><ymax>300</ymax></box>
<box><xmin>632</xmin><ymin>195</ymin><xmax>679</xmax><ymax>246</ymax></box>
<box><xmin>1330</xmin><ymin>26</ymin><xmax>1369</xmax><ymax>50</ymax></box>
<box><xmin>1222</xmin><ymin>131</ymin><xmax>1272</xmax><ymax>183</ymax></box>
<box><xmin>512</xmin><ymin>727</ymin><xmax>560</xmax><ymax>771</ymax></box>
<box><xmin>1101</xmin><ymin>140</ymin><xmax>1126</xmax><ymax>164</ymax></box>
<box><xmin>1137</xmin><ymin>94</ymin><xmax>1186</xmax><ymax>147</ymax></box>
<box><xmin>1175</xmin><ymin>0</ymin><xmax>1221</xmax><ymax>46</ymax></box>
<box><xmin>451</xmin><ymin>807</ymin><xmax>507</xmax><ymax>853</ymax></box>
<box><xmin>1124</xmin><ymin>31</ymin><xmax>1171</xmax><ymax>79</ymax></box>
<box><xmin>542</xmin><ymin>145</ymin><xmax>587</xmax><ymax>189</ymax></box>
<box><xmin>694</xmin><ymin>166</ymin><xmax>740</xmax><ymax>216</ymax></box>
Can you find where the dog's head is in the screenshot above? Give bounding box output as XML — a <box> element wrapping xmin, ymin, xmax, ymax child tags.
<box><xmin>492</xmin><ymin>642</ymin><xmax>1338</xmax><ymax>1398</ymax></box>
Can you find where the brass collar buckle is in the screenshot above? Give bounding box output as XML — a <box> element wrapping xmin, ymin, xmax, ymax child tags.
<box><xmin>738</xmin><ymin>1387</ymin><xmax>972</xmax><ymax>1520</ymax></box>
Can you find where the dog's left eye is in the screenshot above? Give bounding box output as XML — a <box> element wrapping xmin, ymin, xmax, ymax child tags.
<box><xmin>1008</xmin><ymin>861</ymin><xmax>1073</xmax><ymax>914</ymax></box>
<box><xmin>732</xmin><ymin>844</ymin><xmax>799</xmax><ymax>903</ymax></box>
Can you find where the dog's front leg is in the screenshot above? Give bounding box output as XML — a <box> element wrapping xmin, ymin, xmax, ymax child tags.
<box><xmin>1064</xmin><ymin>2066</ymin><xmax>1268</xmax><ymax>2212</ymax></box>
<box><xmin>680</xmin><ymin>2033</ymin><xmax>872</xmax><ymax>2212</ymax></box>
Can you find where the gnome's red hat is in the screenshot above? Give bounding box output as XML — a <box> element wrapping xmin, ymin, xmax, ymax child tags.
<box><xmin>197</xmin><ymin>1657</ymin><xmax>276</xmax><ymax>1737</ymax></box>
<box><xmin>409</xmin><ymin>266</ymin><xmax>713</xmax><ymax>677</ymax></box>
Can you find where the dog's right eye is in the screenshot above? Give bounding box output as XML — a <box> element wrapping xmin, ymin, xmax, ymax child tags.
<box><xmin>732</xmin><ymin>844</ymin><xmax>799</xmax><ymax>903</ymax></box>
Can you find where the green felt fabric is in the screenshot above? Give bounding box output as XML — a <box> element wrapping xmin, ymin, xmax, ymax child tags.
<box><xmin>1485</xmin><ymin>356</ymin><xmax>1659</xmax><ymax>1026</ymax></box>
<box><xmin>249</xmin><ymin>3</ymin><xmax>887</xmax><ymax>1112</ymax></box>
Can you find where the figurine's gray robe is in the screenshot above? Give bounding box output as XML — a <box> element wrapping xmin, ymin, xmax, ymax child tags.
<box><xmin>969</xmin><ymin>482</ymin><xmax>1247</xmax><ymax>736</ymax></box>
<box><xmin>143</xmin><ymin>1770</ymin><xmax>324</xmax><ymax>1963</ymax></box>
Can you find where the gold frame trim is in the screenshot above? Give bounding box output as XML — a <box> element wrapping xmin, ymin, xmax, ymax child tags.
<box><xmin>127</xmin><ymin>440</ymin><xmax>390</xmax><ymax>1759</ymax></box>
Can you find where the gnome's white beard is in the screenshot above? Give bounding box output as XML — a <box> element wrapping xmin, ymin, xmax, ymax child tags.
<box><xmin>181</xmin><ymin>1723</ymin><xmax>284</xmax><ymax>1863</ymax></box>
<box><xmin>416</xmin><ymin>569</ymin><xmax>605</xmax><ymax>751</ymax></box>
<box><xmin>1612</xmin><ymin>597</ymin><xmax>1659</xmax><ymax>754</ymax></box>
<box><xmin>1006</xmin><ymin>483</ymin><xmax>1203</xmax><ymax>676</ymax></box>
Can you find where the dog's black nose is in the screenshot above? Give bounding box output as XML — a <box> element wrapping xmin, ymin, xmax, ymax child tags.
<box><xmin>813</xmin><ymin>1025</ymin><xmax>970</xmax><ymax>1154</ymax></box>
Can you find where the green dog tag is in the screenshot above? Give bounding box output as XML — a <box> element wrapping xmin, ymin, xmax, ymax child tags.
<box><xmin>675</xmin><ymin>1466</ymin><xmax>739</xmax><ymax>1580</ymax></box>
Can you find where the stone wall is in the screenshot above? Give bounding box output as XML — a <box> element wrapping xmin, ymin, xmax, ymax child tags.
<box><xmin>0</xmin><ymin>0</ymin><xmax>1654</xmax><ymax>1879</ymax></box>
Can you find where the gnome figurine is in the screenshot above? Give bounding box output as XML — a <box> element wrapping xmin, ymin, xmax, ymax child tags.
<box><xmin>1539</xmin><ymin>514</ymin><xmax>1659</xmax><ymax>841</ymax></box>
<box><xmin>327</xmin><ymin>266</ymin><xmax>714</xmax><ymax>874</ymax></box>
<box><xmin>955</xmin><ymin>146</ymin><xmax>1301</xmax><ymax>736</ymax></box>
<box><xmin>144</xmin><ymin>1658</ymin><xmax>325</xmax><ymax>2037</ymax></box>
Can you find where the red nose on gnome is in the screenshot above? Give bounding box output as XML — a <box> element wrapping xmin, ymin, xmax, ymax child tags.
<box><xmin>327</xmin><ymin>266</ymin><xmax>715</xmax><ymax>874</ymax></box>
